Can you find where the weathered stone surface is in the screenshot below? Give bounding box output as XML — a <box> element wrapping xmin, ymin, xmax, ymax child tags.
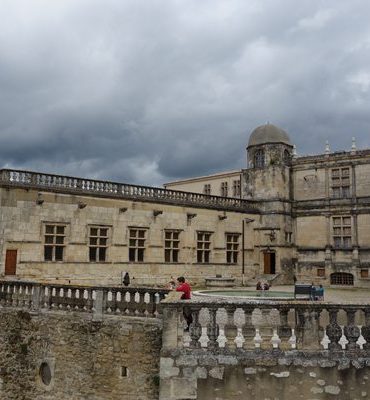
<box><xmin>160</xmin><ymin>358</ymin><xmax>180</xmax><ymax>378</ymax></box>
<box><xmin>209</xmin><ymin>367</ymin><xmax>224</xmax><ymax>380</ymax></box>
<box><xmin>324</xmin><ymin>385</ymin><xmax>341</xmax><ymax>395</ymax></box>
<box><xmin>175</xmin><ymin>355</ymin><xmax>197</xmax><ymax>367</ymax></box>
<box><xmin>217</xmin><ymin>355</ymin><xmax>238</xmax><ymax>365</ymax></box>
<box><xmin>244</xmin><ymin>367</ymin><xmax>257</xmax><ymax>375</ymax></box>
<box><xmin>318</xmin><ymin>360</ymin><xmax>336</xmax><ymax>368</ymax></box>
<box><xmin>0</xmin><ymin>309</ymin><xmax>162</xmax><ymax>400</ymax></box>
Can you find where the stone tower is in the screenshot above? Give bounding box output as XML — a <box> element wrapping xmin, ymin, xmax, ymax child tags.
<box><xmin>242</xmin><ymin>123</ymin><xmax>294</xmax><ymax>281</ymax></box>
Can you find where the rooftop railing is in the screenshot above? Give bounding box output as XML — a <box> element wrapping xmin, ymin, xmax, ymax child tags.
<box><xmin>0</xmin><ymin>169</ymin><xmax>258</xmax><ymax>213</ymax></box>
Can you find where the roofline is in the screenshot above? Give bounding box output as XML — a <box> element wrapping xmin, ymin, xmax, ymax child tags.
<box><xmin>164</xmin><ymin>170</ymin><xmax>242</xmax><ymax>187</ymax></box>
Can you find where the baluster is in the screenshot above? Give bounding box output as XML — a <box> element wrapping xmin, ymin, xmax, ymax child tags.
<box><xmin>189</xmin><ymin>307</ymin><xmax>202</xmax><ymax>348</ymax></box>
<box><xmin>362</xmin><ymin>308</ymin><xmax>370</xmax><ymax>350</ymax></box>
<box><xmin>278</xmin><ymin>307</ymin><xmax>292</xmax><ymax>349</ymax></box>
<box><xmin>84</xmin><ymin>289</ymin><xmax>92</xmax><ymax>312</ymax></box>
<box><xmin>242</xmin><ymin>307</ymin><xmax>255</xmax><ymax>349</ymax></box>
<box><xmin>326</xmin><ymin>308</ymin><xmax>342</xmax><ymax>351</ymax></box>
<box><xmin>146</xmin><ymin>292</ymin><xmax>156</xmax><ymax>317</ymax></box>
<box><xmin>224</xmin><ymin>306</ymin><xmax>237</xmax><ymax>349</ymax></box>
<box><xmin>343</xmin><ymin>308</ymin><xmax>361</xmax><ymax>351</ymax></box>
<box><xmin>207</xmin><ymin>307</ymin><xmax>219</xmax><ymax>349</ymax></box>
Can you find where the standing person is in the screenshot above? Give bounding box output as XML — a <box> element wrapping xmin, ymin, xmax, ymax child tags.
<box><xmin>176</xmin><ymin>276</ymin><xmax>193</xmax><ymax>331</ymax></box>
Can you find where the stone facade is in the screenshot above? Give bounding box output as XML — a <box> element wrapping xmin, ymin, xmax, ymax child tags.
<box><xmin>166</xmin><ymin>124</ymin><xmax>370</xmax><ymax>288</ymax></box>
<box><xmin>0</xmin><ymin>124</ymin><xmax>369</xmax><ymax>287</ymax></box>
<box><xmin>0</xmin><ymin>175</ymin><xmax>257</xmax><ymax>286</ymax></box>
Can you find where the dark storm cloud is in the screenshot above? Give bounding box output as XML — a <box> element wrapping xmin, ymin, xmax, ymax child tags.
<box><xmin>1</xmin><ymin>0</ymin><xmax>370</xmax><ymax>185</ymax></box>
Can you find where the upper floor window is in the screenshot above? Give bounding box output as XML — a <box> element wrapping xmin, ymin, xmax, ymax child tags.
<box><xmin>232</xmin><ymin>180</ymin><xmax>241</xmax><ymax>197</ymax></box>
<box><xmin>197</xmin><ymin>232</ymin><xmax>212</xmax><ymax>263</ymax></box>
<box><xmin>220</xmin><ymin>182</ymin><xmax>228</xmax><ymax>197</ymax></box>
<box><xmin>283</xmin><ymin>149</ymin><xmax>291</xmax><ymax>164</ymax></box>
<box><xmin>331</xmin><ymin>168</ymin><xmax>350</xmax><ymax>198</ymax></box>
<box><xmin>44</xmin><ymin>224</ymin><xmax>66</xmax><ymax>261</ymax></box>
<box><xmin>89</xmin><ymin>226</ymin><xmax>109</xmax><ymax>262</ymax></box>
<box><xmin>164</xmin><ymin>230</ymin><xmax>180</xmax><ymax>262</ymax></box>
<box><xmin>254</xmin><ymin>149</ymin><xmax>265</xmax><ymax>168</ymax></box>
<box><xmin>226</xmin><ymin>233</ymin><xmax>240</xmax><ymax>264</ymax></box>
<box><xmin>129</xmin><ymin>228</ymin><xmax>147</xmax><ymax>262</ymax></box>
<box><xmin>203</xmin><ymin>184</ymin><xmax>211</xmax><ymax>195</ymax></box>
<box><xmin>332</xmin><ymin>216</ymin><xmax>351</xmax><ymax>248</ymax></box>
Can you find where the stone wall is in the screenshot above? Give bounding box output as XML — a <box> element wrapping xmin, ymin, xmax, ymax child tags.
<box><xmin>0</xmin><ymin>309</ymin><xmax>162</xmax><ymax>400</ymax></box>
<box><xmin>160</xmin><ymin>351</ymin><xmax>370</xmax><ymax>400</ymax></box>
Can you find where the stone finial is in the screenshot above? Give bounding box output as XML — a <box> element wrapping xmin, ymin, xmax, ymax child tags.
<box><xmin>325</xmin><ymin>140</ymin><xmax>330</xmax><ymax>155</ymax></box>
<box><xmin>292</xmin><ymin>144</ymin><xmax>297</xmax><ymax>158</ymax></box>
<box><xmin>351</xmin><ymin>137</ymin><xmax>357</xmax><ymax>154</ymax></box>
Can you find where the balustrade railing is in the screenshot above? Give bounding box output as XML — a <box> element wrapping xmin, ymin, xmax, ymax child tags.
<box><xmin>162</xmin><ymin>300</ymin><xmax>370</xmax><ymax>353</ymax></box>
<box><xmin>0</xmin><ymin>281</ymin><xmax>169</xmax><ymax>318</ymax></box>
<box><xmin>0</xmin><ymin>169</ymin><xmax>258</xmax><ymax>212</ymax></box>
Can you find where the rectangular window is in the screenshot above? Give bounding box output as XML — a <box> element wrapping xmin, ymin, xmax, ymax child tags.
<box><xmin>44</xmin><ymin>224</ymin><xmax>66</xmax><ymax>261</ymax></box>
<box><xmin>89</xmin><ymin>226</ymin><xmax>109</xmax><ymax>262</ymax></box>
<box><xmin>197</xmin><ymin>232</ymin><xmax>212</xmax><ymax>263</ymax></box>
<box><xmin>332</xmin><ymin>216</ymin><xmax>352</xmax><ymax>248</ymax></box>
<box><xmin>164</xmin><ymin>230</ymin><xmax>180</xmax><ymax>262</ymax></box>
<box><xmin>129</xmin><ymin>228</ymin><xmax>146</xmax><ymax>262</ymax></box>
<box><xmin>331</xmin><ymin>168</ymin><xmax>351</xmax><ymax>198</ymax></box>
<box><xmin>360</xmin><ymin>269</ymin><xmax>369</xmax><ymax>278</ymax></box>
<box><xmin>232</xmin><ymin>180</ymin><xmax>241</xmax><ymax>197</ymax></box>
<box><xmin>220</xmin><ymin>182</ymin><xmax>228</xmax><ymax>197</ymax></box>
<box><xmin>226</xmin><ymin>233</ymin><xmax>239</xmax><ymax>264</ymax></box>
<box><xmin>285</xmin><ymin>232</ymin><xmax>292</xmax><ymax>243</ymax></box>
<box><xmin>203</xmin><ymin>184</ymin><xmax>211</xmax><ymax>195</ymax></box>
<box><xmin>317</xmin><ymin>268</ymin><xmax>325</xmax><ymax>277</ymax></box>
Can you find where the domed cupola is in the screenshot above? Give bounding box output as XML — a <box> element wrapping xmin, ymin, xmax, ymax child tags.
<box><xmin>247</xmin><ymin>123</ymin><xmax>293</xmax><ymax>168</ymax></box>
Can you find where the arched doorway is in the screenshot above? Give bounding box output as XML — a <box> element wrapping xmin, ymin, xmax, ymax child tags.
<box><xmin>330</xmin><ymin>272</ymin><xmax>354</xmax><ymax>286</ymax></box>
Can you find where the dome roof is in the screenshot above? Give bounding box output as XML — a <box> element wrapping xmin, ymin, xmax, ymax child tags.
<box><xmin>247</xmin><ymin>124</ymin><xmax>292</xmax><ymax>147</ymax></box>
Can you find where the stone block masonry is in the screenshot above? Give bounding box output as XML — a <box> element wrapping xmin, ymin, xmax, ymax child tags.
<box><xmin>0</xmin><ymin>309</ymin><xmax>162</xmax><ymax>400</ymax></box>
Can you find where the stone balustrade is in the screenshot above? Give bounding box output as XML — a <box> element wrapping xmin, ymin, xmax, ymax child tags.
<box><xmin>161</xmin><ymin>299</ymin><xmax>370</xmax><ymax>353</ymax></box>
<box><xmin>0</xmin><ymin>281</ymin><xmax>168</xmax><ymax>319</ymax></box>
<box><xmin>0</xmin><ymin>169</ymin><xmax>258</xmax><ymax>212</ymax></box>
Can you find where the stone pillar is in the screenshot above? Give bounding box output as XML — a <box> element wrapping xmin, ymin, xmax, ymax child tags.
<box><xmin>161</xmin><ymin>303</ymin><xmax>181</xmax><ymax>351</ymax></box>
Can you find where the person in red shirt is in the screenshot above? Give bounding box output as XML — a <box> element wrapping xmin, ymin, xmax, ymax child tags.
<box><xmin>176</xmin><ymin>276</ymin><xmax>193</xmax><ymax>331</ymax></box>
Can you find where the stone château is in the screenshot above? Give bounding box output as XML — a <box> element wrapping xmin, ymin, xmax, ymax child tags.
<box><xmin>1</xmin><ymin>123</ymin><xmax>370</xmax><ymax>287</ymax></box>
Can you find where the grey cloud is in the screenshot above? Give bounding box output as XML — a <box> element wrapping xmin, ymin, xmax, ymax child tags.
<box><xmin>0</xmin><ymin>0</ymin><xmax>370</xmax><ymax>186</ymax></box>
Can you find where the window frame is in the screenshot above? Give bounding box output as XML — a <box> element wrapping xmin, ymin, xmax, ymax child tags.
<box><xmin>196</xmin><ymin>231</ymin><xmax>212</xmax><ymax>263</ymax></box>
<box><xmin>331</xmin><ymin>167</ymin><xmax>351</xmax><ymax>198</ymax></box>
<box><xmin>225</xmin><ymin>233</ymin><xmax>240</xmax><ymax>264</ymax></box>
<box><xmin>232</xmin><ymin>180</ymin><xmax>241</xmax><ymax>197</ymax></box>
<box><xmin>44</xmin><ymin>223</ymin><xmax>67</xmax><ymax>262</ymax></box>
<box><xmin>203</xmin><ymin>184</ymin><xmax>211</xmax><ymax>195</ymax></box>
<box><xmin>128</xmin><ymin>228</ymin><xmax>147</xmax><ymax>262</ymax></box>
<box><xmin>164</xmin><ymin>230</ymin><xmax>180</xmax><ymax>263</ymax></box>
<box><xmin>332</xmin><ymin>216</ymin><xmax>352</xmax><ymax>249</ymax></box>
<box><xmin>220</xmin><ymin>181</ymin><xmax>228</xmax><ymax>197</ymax></box>
<box><xmin>88</xmin><ymin>225</ymin><xmax>110</xmax><ymax>262</ymax></box>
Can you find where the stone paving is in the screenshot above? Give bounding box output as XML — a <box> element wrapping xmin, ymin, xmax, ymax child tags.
<box><xmin>255</xmin><ymin>285</ymin><xmax>370</xmax><ymax>304</ymax></box>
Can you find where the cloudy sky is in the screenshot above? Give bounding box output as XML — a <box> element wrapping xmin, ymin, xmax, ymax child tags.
<box><xmin>1</xmin><ymin>0</ymin><xmax>370</xmax><ymax>186</ymax></box>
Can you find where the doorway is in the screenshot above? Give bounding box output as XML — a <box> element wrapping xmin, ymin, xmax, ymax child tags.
<box><xmin>263</xmin><ymin>252</ymin><xmax>276</xmax><ymax>274</ymax></box>
<box><xmin>5</xmin><ymin>250</ymin><xmax>17</xmax><ymax>275</ymax></box>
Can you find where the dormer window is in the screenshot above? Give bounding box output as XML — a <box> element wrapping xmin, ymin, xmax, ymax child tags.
<box><xmin>254</xmin><ymin>149</ymin><xmax>265</xmax><ymax>168</ymax></box>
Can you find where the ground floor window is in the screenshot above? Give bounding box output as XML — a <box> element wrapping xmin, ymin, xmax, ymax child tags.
<box><xmin>330</xmin><ymin>272</ymin><xmax>354</xmax><ymax>285</ymax></box>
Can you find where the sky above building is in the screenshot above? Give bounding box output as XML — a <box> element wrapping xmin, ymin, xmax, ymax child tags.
<box><xmin>1</xmin><ymin>0</ymin><xmax>370</xmax><ymax>186</ymax></box>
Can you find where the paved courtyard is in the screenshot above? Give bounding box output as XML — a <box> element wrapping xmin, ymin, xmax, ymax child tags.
<box><xmin>261</xmin><ymin>285</ymin><xmax>370</xmax><ymax>304</ymax></box>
